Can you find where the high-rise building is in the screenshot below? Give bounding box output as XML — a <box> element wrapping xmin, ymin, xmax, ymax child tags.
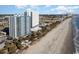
<box><xmin>9</xmin><ymin>10</ymin><xmax>39</xmax><ymax>38</ymax></box>
<box><xmin>31</xmin><ymin>11</ymin><xmax>39</xmax><ymax>31</ymax></box>
<box><xmin>9</xmin><ymin>15</ymin><xmax>17</xmax><ymax>38</ymax></box>
<box><xmin>24</xmin><ymin>10</ymin><xmax>32</xmax><ymax>35</ymax></box>
<box><xmin>24</xmin><ymin>10</ymin><xmax>40</xmax><ymax>32</ymax></box>
<box><xmin>9</xmin><ymin>15</ymin><xmax>26</xmax><ymax>38</ymax></box>
<box><xmin>16</xmin><ymin>15</ymin><xmax>26</xmax><ymax>36</ymax></box>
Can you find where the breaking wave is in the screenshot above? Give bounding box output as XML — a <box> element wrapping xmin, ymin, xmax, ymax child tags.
<box><xmin>72</xmin><ymin>16</ymin><xmax>79</xmax><ymax>53</ymax></box>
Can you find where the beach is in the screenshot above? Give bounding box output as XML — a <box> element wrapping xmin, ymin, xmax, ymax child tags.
<box><xmin>21</xmin><ymin>18</ymin><xmax>75</xmax><ymax>54</ymax></box>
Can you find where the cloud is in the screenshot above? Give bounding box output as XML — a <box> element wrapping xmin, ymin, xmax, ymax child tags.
<box><xmin>29</xmin><ymin>5</ymin><xmax>40</xmax><ymax>10</ymax></box>
<box><xmin>16</xmin><ymin>5</ymin><xmax>39</xmax><ymax>11</ymax></box>
<box><xmin>15</xmin><ymin>5</ymin><xmax>38</xmax><ymax>12</ymax></box>
<box><xmin>15</xmin><ymin>5</ymin><xmax>79</xmax><ymax>14</ymax></box>
<box><xmin>30</xmin><ymin>5</ymin><xmax>38</xmax><ymax>8</ymax></box>
<box><xmin>50</xmin><ymin>6</ymin><xmax>79</xmax><ymax>14</ymax></box>
<box><xmin>45</xmin><ymin>5</ymin><xmax>51</xmax><ymax>7</ymax></box>
<box><xmin>15</xmin><ymin>5</ymin><xmax>27</xmax><ymax>9</ymax></box>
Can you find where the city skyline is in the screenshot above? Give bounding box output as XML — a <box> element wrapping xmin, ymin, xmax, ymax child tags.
<box><xmin>0</xmin><ymin>5</ymin><xmax>79</xmax><ymax>14</ymax></box>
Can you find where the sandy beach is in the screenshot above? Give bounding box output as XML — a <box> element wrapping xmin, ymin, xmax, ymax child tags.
<box><xmin>21</xmin><ymin>18</ymin><xmax>75</xmax><ymax>54</ymax></box>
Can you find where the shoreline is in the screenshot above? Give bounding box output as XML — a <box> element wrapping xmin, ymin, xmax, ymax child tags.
<box><xmin>21</xmin><ymin>18</ymin><xmax>75</xmax><ymax>54</ymax></box>
<box><xmin>72</xmin><ymin>16</ymin><xmax>79</xmax><ymax>53</ymax></box>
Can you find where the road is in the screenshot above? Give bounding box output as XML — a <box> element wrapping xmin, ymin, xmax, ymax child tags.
<box><xmin>21</xmin><ymin>18</ymin><xmax>75</xmax><ymax>54</ymax></box>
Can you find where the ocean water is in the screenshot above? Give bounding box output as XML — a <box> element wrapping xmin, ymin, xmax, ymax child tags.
<box><xmin>74</xmin><ymin>16</ymin><xmax>79</xmax><ymax>29</ymax></box>
<box><xmin>72</xmin><ymin>15</ymin><xmax>79</xmax><ymax>53</ymax></box>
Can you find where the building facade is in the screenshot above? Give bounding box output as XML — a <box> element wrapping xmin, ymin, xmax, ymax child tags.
<box><xmin>9</xmin><ymin>15</ymin><xmax>17</xmax><ymax>38</ymax></box>
<box><xmin>9</xmin><ymin>10</ymin><xmax>39</xmax><ymax>38</ymax></box>
<box><xmin>24</xmin><ymin>10</ymin><xmax>32</xmax><ymax>35</ymax></box>
<box><xmin>16</xmin><ymin>15</ymin><xmax>26</xmax><ymax>36</ymax></box>
<box><xmin>31</xmin><ymin>11</ymin><xmax>39</xmax><ymax>31</ymax></box>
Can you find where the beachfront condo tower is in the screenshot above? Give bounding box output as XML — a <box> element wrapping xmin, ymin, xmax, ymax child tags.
<box><xmin>9</xmin><ymin>9</ymin><xmax>39</xmax><ymax>38</ymax></box>
<box><xmin>24</xmin><ymin>10</ymin><xmax>32</xmax><ymax>35</ymax></box>
<box><xmin>9</xmin><ymin>15</ymin><xmax>17</xmax><ymax>38</ymax></box>
<box><xmin>16</xmin><ymin>15</ymin><xmax>26</xmax><ymax>37</ymax></box>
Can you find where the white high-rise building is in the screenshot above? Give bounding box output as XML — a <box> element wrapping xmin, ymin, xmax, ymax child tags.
<box><xmin>24</xmin><ymin>10</ymin><xmax>40</xmax><ymax>32</ymax></box>
<box><xmin>9</xmin><ymin>15</ymin><xmax>26</xmax><ymax>38</ymax></box>
<box><xmin>16</xmin><ymin>15</ymin><xmax>26</xmax><ymax>36</ymax></box>
<box><xmin>24</xmin><ymin>10</ymin><xmax>32</xmax><ymax>35</ymax></box>
<box><xmin>9</xmin><ymin>15</ymin><xmax>17</xmax><ymax>38</ymax></box>
<box><xmin>9</xmin><ymin>9</ymin><xmax>39</xmax><ymax>38</ymax></box>
<box><xmin>31</xmin><ymin>11</ymin><xmax>39</xmax><ymax>31</ymax></box>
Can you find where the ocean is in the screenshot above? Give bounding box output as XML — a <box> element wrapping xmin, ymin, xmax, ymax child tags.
<box><xmin>72</xmin><ymin>15</ymin><xmax>79</xmax><ymax>53</ymax></box>
<box><xmin>73</xmin><ymin>15</ymin><xmax>79</xmax><ymax>29</ymax></box>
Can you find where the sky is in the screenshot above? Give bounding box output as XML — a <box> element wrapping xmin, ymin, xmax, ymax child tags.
<box><xmin>0</xmin><ymin>5</ymin><xmax>79</xmax><ymax>14</ymax></box>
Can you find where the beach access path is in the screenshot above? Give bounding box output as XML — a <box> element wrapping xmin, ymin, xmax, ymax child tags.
<box><xmin>21</xmin><ymin>18</ymin><xmax>75</xmax><ymax>54</ymax></box>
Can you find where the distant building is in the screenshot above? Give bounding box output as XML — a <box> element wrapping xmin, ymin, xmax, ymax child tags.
<box><xmin>0</xmin><ymin>14</ymin><xmax>13</xmax><ymax>30</ymax></box>
<box><xmin>0</xmin><ymin>31</ymin><xmax>6</xmax><ymax>49</ymax></box>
